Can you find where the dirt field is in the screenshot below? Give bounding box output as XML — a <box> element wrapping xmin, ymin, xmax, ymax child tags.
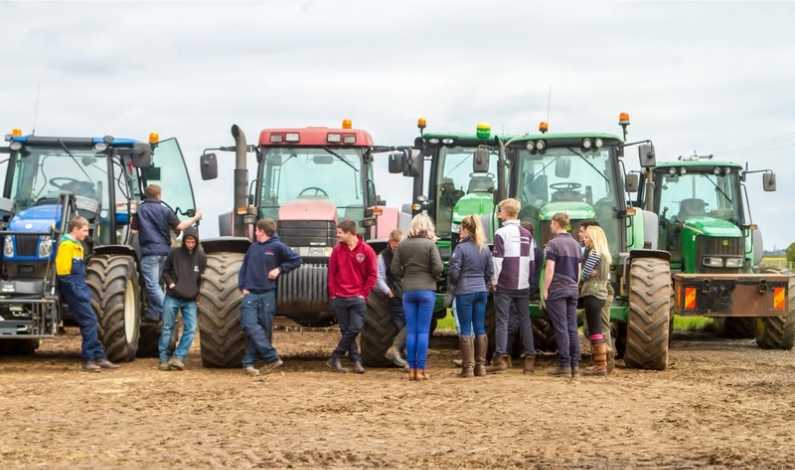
<box><xmin>1</xmin><ymin>327</ymin><xmax>794</xmax><ymax>469</ymax></box>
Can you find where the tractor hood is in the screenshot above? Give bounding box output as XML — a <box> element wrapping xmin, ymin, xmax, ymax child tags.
<box><xmin>8</xmin><ymin>204</ymin><xmax>61</xmax><ymax>233</ymax></box>
<box><xmin>681</xmin><ymin>216</ymin><xmax>742</xmax><ymax>238</ymax></box>
<box><xmin>452</xmin><ymin>193</ymin><xmax>495</xmax><ymax>224</ymax></box>
<box><xmin>538</xmin><ymin>201</ymin><xmax>596</xmax><ymax>221</ymax></box>
<box><xmin>278</xmin><ymin>198</ymin><xmax>337</xmax><ymax>222</ymax></box>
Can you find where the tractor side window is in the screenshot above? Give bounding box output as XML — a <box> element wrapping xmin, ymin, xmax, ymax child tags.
<box><xmin>435</xmin><ymin>146</ymin><xmax>498</xmax><ymax>237</ymax></box>
<box><xmin>147</xmin><ymin>138</ymin><xmax>196</xmax><ymax>220</ymax></box>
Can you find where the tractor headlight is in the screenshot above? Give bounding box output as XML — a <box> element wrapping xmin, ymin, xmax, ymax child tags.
<box><xmin>38</xmin><ymin>236</ymin><xmax>52</xmax><ymax>258</ymax></box>
<box><xmin>535</xmin><ymin>140</ymin><xmax>546</xmax><ymax>151</ymax></box>
<box><xmin>594</xmin><ymin>138</ymin><xmax>603</xmax><ymax>149</ymax></box>
<box><xmin>702</xmin><ymin>256</ymin><xmax>724</xmax><ymax>268</ymax></box>
<box><xmin>582</xmin><ymin>138</ymin><xmax>592</xmax><ymax>149</ymax></box>
<box><xmin>725</xmin><ymin>257</ymin><xmax>743</xmax><ymax>268</ymax></box>
<box><xmin>4</xmin><ymin>236</ymin><xmax>13</xmax><ymax>257</ymax></box>
<box><xmin>296</xmin><ymin>246</ymin><xmax>333</xmax><ymax>258</ymax></box>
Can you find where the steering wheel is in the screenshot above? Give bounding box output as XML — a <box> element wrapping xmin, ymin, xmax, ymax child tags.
<box><xmin>49</xmin><ymin>177</ymin><xmax>83</xmax><ymax>189</ymax></box>
<box><xmin>298</xmin><ymin>186</ymin><xmax>329</xmax><ymax>198</ymax></box>
<box><xmin>550</xmin><ymin>182</ymin><xmax>582</xmax><ymax>191</ymax></box>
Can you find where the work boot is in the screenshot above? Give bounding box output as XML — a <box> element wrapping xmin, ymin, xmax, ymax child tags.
<box><xmin>548</xmin><ymin>364</ymin><xmax>572</xmax><ymax>377</ymax></box>
<box><xmin>82</xmin><ymin>361</ymin><xmax>101</xmax><ymax>373</ymax></box>
<box><xmin>487</xmin><ymin>354</ymin><xmax>510</xmax><ymax>374</ymax></box>
<box><xmin>96</xmin><ymin>359</ymin><xmax>120</xmax><ymax>369</ymax></box>
<box><xmin>244</xmin><ymin>366</ymin><xmax>260</xmax><ymax>376</ymax></box>
<box><xmin>158</xmin><ymin>362</ymin><xmax>171</xmax><ymax>371</ymax></box>
<box><xmin>584</xmin><ymin>341</ymin><xmax>608</xmax><ymax>376</ymax></box>
<box><xmin>260</xmin><ymin>358</ymin><xmax>284</xmax><ymax>374</ymax></box>
<box><xmin>384</xmin><ymin>346</ymin><xmax>408</xmax><ymax>369</ymax></box>
<box><xmin>457</xmin><ymin>336</ymin><xmax>475</xmax><ymax>378</ymax></box>
<box><xmin>474</xmin><ymin>335</ymin><xmax>488</xmax><ymax>377</ymax></box>
<box><xmin>571</xmin><ymin>364</ymin><xmax>580</xmax><ymax>379</ymax></box>
<box><xmin>327</xmin><ymin>356</ymin><xmax>348</xmax><ymax>373</ymax></box>
<box><xmin>522</xmin><ymin>355</ymin><xmax>535</xmax><ymax>374</ymax></box>
<box><xmin>352</xmin><ymin>360</ymin><xmax>366</xmax><ymax>374</ymax></box>
<box><xmin>168</xmin><ymin>357</ymin><xmax>185</xmax><ymax>371</ymax></box>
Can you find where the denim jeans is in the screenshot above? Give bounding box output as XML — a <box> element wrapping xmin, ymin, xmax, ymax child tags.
<box><xmin>141</xmin><ymin>255</ymin><xmax>167</xmax><ymax>321</ymax></box>
<box><xmin>403</xmin><ymin>290</ymin><xmax>435</xmax><ymax>369</ymax></box>
<box><xmin>159</xmin><ymin>295</ymin><xmax>198</xmax><ymax>363</ymax></box>
<box><xmin>240</xmin><ymin>291</ymin><xmax>280</xmax><ymax>367</ymax></box>
<box><xmin>331</xmin><ymin>297</ymin><xmax>366</xmax><ymax>363</ymax></box>
<box><xmin>455</xmin><ymin>291</ymin><xmax>488</xmax><ymax>337</ymax></box>
<box><xmin>494</xmin><ymin>290</ymin><xmax>535</xmax><ymax>357</ymax></box>
<box><xmin>547</xmin><ymin>288</ymin><xmax>580</xmax><ymax>367</ymax></box>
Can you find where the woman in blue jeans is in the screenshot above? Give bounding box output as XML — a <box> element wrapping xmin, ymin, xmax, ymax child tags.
<box><xmin>448</xmin><ymin>215</ymin><xmax>493</xmax><ymax>378</ymax></box>
<box><xmin>391</xmin><ymin>214</ymin><xmax>443</xmax><ymax>381</ymax></box>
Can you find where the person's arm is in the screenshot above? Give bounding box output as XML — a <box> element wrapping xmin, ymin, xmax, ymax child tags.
<box><xmin>55</xmin><ymin>240</ymin><xmax>75</xmax><ymax>276</ymax></box>
<box><xmin>175</xmin><ymin>209</ymin><xmax>204</xmax><ymax>232</ymax></box>
<box><xmin>543</xmin><ymin>260</ymin><xmax>555</xmax><ymax>301</ymax></box>
<box><xmin>430</xmin><ymin>243</ymin><xmax>444</xmax><ymax>278</ymax></box>
<box><xmin>447</xmin><ymin>245</ymin><xmax>463</xmax><ymax>288</ymax></box>
<box><xmin>362</xmin><ymin>247</ymin><xmax>378</xmax><ymax>297</ymax></box>
<box><xmin>390</xmin><ymin>246</ymin><xmax>403</xmax><ymax>280</ymax></box>
<box><xmin>161</xmin><ymin>251</ymin><xmax>177</xmax><ymax>289</ymax></box>
<box><xmin>581</xmin><ymin>251</ymin><xmax>601</xmax><ymax>280</ymax></box>
<box><xmin>484</xmin><ymin>249</ymin><xmax>494</xmax><ymax>288</ymax></box>
<box><xmin>238</xmin><ymin>248</ymin><xmax>250</xmax><ymax>293</ymax></box>
<box><xmin>327</xmin><ymin>248</ymin><xmax>338</xmax><ymax>300</ymax></box>
<box><xmin>492</xmin><ymin>232</ymin><xmax>505</xmax><ymax>286</ymax></box>
<box><xmin>273</xmin><ymin>243</ymin><xmax>301</xmax><ymax>278</ymax></box>
<box><xmin>375</xmin><ymin>254</ymin><xmax>392</xmax><ymax>296</ymax></box>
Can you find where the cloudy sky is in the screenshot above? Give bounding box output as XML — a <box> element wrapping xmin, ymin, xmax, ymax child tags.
<box><xmin>2</xmin><ymin>1</ymin><xmax>794</xmax><ymax>249</ymax></box>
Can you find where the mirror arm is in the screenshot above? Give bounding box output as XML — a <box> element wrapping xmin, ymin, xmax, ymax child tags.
<box><xmin>623</xmin><ymin>139</ymin><xmax>653</xmax><ymax>148</ymax></box>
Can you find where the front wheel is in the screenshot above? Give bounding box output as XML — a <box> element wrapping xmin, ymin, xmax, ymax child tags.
<box><xmin>196</xmin><ymin>252</ymin><xmax>246</xmax><ymax>368</ymax></box>
<box><xmin>625</xmin><ymin>257</ymin><xmax>671</xmax><ymax>370</ymax></box>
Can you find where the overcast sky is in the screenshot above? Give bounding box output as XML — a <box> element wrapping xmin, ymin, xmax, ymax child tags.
<box><xmin>2</xmin><ymin>1</ymin><xmax>794</xmax><ymax>249</ymax></box>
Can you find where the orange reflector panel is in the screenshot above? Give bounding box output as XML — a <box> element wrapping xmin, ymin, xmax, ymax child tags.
<box><xmin>773</xmin><ymin>287</ymin><xmax>786</xmax><ymax>312</ymax></box>
<box><xmin>371</xmin><ymin>207</ymin><xmax>383</xmax><ymax>216</ymax></box>
<box><xmin>684</xmin><ymin>287</ymin><xmax>697</xmax><ymax>310</ymax></box>
<box><xmin>236</xmin><ymin>207</ymin><xmax>248</xmax><ymax>215</ymax></box>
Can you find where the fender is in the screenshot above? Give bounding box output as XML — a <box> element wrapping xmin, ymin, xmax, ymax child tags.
<box><xmin>93</xmin><ymin>244</ymin><xmax>138</xmax><ymax>260</ymax></box>
<box><xmin>201</xmin><ymin>236</ymin><xmax>251</xmax><ymax>255</ymax></box>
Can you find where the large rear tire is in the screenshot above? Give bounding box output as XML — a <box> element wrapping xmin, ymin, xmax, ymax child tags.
<box><xmin>625</xmin><ymin>257</ymin><xmax>671</xmax><ymax>370</ymax></box>
<box><xmin>755</xmin><ymin>274</ymin><xmax>795</xmax><ymax>350</ymax></box>
<box><xmin>196</xmin><ymin>252</ymin><xmax>246</xmax><ymax>368</ymax></box>
<box><xmin>86</xmin><ymin>254</ymin><xmax>141</xmax><ymax>363</ymax></box>
<box><xmin>361</xmin><ymin>293</ymin><xmax>398</xmax><ymax>367</ymax></box>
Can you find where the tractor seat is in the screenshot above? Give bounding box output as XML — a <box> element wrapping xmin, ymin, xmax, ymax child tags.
<box><xmin>467</xmin><ymin>175</ymin><xmax>495</xmax><ymax>193</ymax></box>
<box><xmin>678</xmin><ymin>198</ymin><xmax>707</xmax><ymax>220</ymax></box>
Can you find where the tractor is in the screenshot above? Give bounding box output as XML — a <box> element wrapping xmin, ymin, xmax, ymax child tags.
<box><xmin>0</xmin><ymin>129</ymin><xmax>197</xmax><ymax>360</ymax></box>
<box><xmin>198</xmin><ymin>121</ymin><xmax>401</xmax><ymax>368</ymax></box>
<box><xmin>638</xmin><ymin>154</ymin><xmax>793</xmax><ymax>348</ymax></box>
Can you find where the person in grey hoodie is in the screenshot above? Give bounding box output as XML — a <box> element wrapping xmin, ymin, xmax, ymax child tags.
<box><xmin>159</xmin><ymin>226</ymin><xmax>206</xmax><ymax>371</ymax></box>
<box><xmin>448</xmin><ymin>215</ymin><xmax>493</xmax><ymax>378</ymax></box>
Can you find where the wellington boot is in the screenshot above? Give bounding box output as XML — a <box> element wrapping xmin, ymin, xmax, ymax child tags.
<box><xmin>457</xmin><ymin>336</ymin><xmax>475</xmax><ymax>378</ymax></box>
<box><xmin>487</xmin><ymin>354</ymin><xmax>509</xmax><ymax>374</ymax></box>
<box><xmin>474</xmin><ymin>335</ymin><xmax>488</xmax><ymax>377</ymax></box>
<box><xmin>584</xmin><ymin>341</ymin><xmax>608</xmax><ymax>376</ymax></box>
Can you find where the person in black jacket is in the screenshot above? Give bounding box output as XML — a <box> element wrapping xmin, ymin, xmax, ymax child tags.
<box><xmin>239</xmin><ymin>219</ymin><xmax>302</xmax><ymax>376</ymax></box>
<box><xmin>159</xmin><ymin>226</ymin><xmax>206</xmax><ymax>371</ymax></box>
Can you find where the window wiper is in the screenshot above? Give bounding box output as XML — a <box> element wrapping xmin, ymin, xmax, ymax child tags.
<box><xmin>57</xmin><ymin>139</ymin><xmax>94</xmax><ymax>183</ymax></box>
<box><xmin>704</xmin><ymin>175</ymin><xmax>733</xmax><ymax>204</ymax></box>
<box><xmin>566</xmin><ymin>147</ymin><xmax>609</xmax><ymax>183</ymax></box>
<box><xmin>322</xmin><ymin>147</ymin><xmax>359</xmax><ymax>173</ymax></box>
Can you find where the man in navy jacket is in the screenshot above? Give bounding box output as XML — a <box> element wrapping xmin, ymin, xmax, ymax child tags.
<box><xmin>238</xmin><ymin>219</ymin><xmax>301</xmax><ymax>376</ymax></box>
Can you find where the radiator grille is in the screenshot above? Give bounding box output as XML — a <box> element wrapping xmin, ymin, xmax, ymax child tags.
<box><xmin>15</xmin><ymin>235</ymin><xmax>38</xmax><ymax>257</ymax></box>
<box><xmin>277</xmin><ymin>220</ymin><xmax>336</xmax><ymax>247</ymax></box>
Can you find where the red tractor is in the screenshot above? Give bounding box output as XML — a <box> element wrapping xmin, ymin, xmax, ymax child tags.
<box><xmin>197</xmin><ymin>121</ymin><xmax>401</xmax><ymax>367</ymax></box>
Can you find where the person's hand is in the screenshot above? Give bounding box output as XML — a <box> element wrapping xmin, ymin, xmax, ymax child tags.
<box><xmin>268</xmin><ymin>267</ymin><xmax>281</xmax><ymax>280</ymax></box>
<box><xmin>168</xmin><ymin>283</ymin><xmax>175</xmax><ymax>290</ymax></box>
<box><xmin>241</xmin><ymin>289</ymin><xmax>250</xmax><ymax>295</ymax></box>
<box><xmin>195</xmin><ymin>209</ymin><xmax>204</xmax><ymax>221</ymax></box>
<box><xmin>387</xmin><ymin>289</ymin><xmax>395</xmax><ymax>298</ymax></box>
<box><xmin>542</xmin><ymin>289</ymin><xmax>549</xmax><ymax>301</ymax></box>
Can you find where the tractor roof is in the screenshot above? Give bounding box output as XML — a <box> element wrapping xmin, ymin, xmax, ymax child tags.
<box><xmin>258</xmin><ymin>127</ymin><xmax>375</xmax><ymax>147</ymax></box>
<box><xmin>420</xmin><ymin>132</ymin><xmax>519</xmax><ymax>147</ymax></box>
<box><xmin>655</xmin><ymin>160</ymin><xmax>744</xmax><ymax>170</ymax></box>
<box><xmin>511</xmin><ymin>131</ymin><xmax>624</xmax><ymax>143</ymax></box>
<box><xmin>6</xmin><ymin>135</ymin><xmax>139</xmax><ymax>147</ymax></box>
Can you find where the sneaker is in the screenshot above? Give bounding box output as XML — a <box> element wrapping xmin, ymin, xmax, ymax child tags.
<box><xmin>82</xmin><ymin>361</ymin><xmax>101</xmax><ymax>372</ymax></box>
<box><xmin>168</xmin><ymin>357</ymin><xmax>185</xmax><ymax>371</ymax></box>
<box><xmin>327</xmin><ymin>356</ymin><xmax>348</xmax><ymax>373</ymax></box>
<box><xmin>244</xmin><ymin>366</ymin><xmax>260</xmax><ymax>376</ymax></box>
<box><xmin>260</xmin><ymin>358</ymin><xmax>284</xmax><ymax>374</ymax></box>
<box><xmin>548</xmin><ymin>365</ymin><xmax>572</xmax><ymax>377</ymax></box>
<box><xmin>351</xmin><ymin>360</ymin><xmax>366</xmax><ymax>374</ymax></box>
<box><xmin>96</xmin><ymin>359</ymin><xmax>120</xmax><ymax>369</ymax></box>
<box><xmin>158</xmin><ymin>362</ymin><xmax>171</xmax><ymax>371</ymax></box>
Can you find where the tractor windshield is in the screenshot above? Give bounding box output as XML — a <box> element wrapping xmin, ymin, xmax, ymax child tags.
<box><xmin>258</xmin><ymin>147</ymin><xmax>368</xmax><ymax>221</ymax></box>
<box><xmin>435</xmin><ymin>145</ymin><xmax>498</xmax><ymax>237</ymax></box>
<box><xmin>657</xmin><ymin>169</ymin><xmax>742</xmax><ymax>224</ymax></box>
<box><xmin>516</xmin><ymin>145</ymin><xmax>621</xmax><ymax>256</ymax></box>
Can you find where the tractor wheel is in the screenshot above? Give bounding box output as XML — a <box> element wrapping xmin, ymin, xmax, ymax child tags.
<box><xmin>136</xmin><ymin>317</ymin><xmax>179</xmax><ymax>358</ymax></box>
<box><xmin>716</xmin><ymin>318</ymin><xmax>756</xmax><ymax>339</ymax></box>
<box><xmin>86</xmin><ymin>254</ymin><xmax>141</xmax><ymax>363</ymax></box>
<box><xmin>197</xmin><ymin>252</ymin><xmax>246</xmax><ymax>368</ymax></box>
<box><xmin>532</xmin><ymin>316</ymin><xmax>557</xmax><ymax>352</ymax></box>
<box><xmin>0</xmin><ymin>339</ymin><xmax>40</xmax><ymax>355</ymax></box>
<box><xmin>755</xmin><ymin>274</ymin><xmax>795</xmax><ymax>350</ymax></box>
<box><xmin>625</xmin><ymin>257</ymin><xmax>671</xmax><ymax>370</ymax></box>
<box><xmin>361</xmin><ymin>293</ymin><xmax>398</xmax><ymax>367</ymax></box>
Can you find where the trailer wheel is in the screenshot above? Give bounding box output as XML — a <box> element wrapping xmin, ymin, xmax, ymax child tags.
<box><xmin>86</xmin><ymin>254</ymin><xmax>141</xmax><ymax>363</ymax></box>
<box><xmin>625</xmin><ymin>257</ymin><xmax>671</xmax><ymax>370</ymax></box>
<box><xmin>361</xmin><ymin>293</ymin><xmax>398</xmax><ymax>367</ymax></box>
<box><xmin>755</xmin><ymin>273</ymin><xmax>795</xmax><ymax>350</ymax></box>
<box><xmin>0</xmin><ymin>339</ymin><xmax>40</xmax><ymax>355</ymax></box>
<box><xmin>197</xmin><ymin>252</ymin><xmax>246</xmax><ymax>368</ymax></box>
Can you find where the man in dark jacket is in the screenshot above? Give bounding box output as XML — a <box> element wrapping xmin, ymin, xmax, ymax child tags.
<box><xmin>132</xmin><ymin>184</ymin><xmax>203</xmax><ymax>321</ymax></box>
<box><xmin>376</xmin><ymin>229</ymin><xmax>407</xmax><ymax>368</ymax></box>
<box><xmin>159</xmin><ymin>226</ymin><xmax>206</xmax><ymax>371</ymax></box>
<box><xmin>327</xmin><ymin>219</ymin><xmax>377</xmax><ymax>374</ymax></box>
<box><xmin>238</xmin><ymin>219</ymin><xmax>301</xmax><ymax>376</ymax></box>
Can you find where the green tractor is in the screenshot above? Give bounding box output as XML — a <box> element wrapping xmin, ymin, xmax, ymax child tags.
<box><xmin>639</xmin><ymin>154</ymin><xmax>793</xmax><ymax>348</ymax></box>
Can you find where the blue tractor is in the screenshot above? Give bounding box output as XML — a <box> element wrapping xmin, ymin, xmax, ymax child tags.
<box><xmin>0</xmin><ymin>130</ymin><xmax>196</xmax><ymax>360</ymax></box>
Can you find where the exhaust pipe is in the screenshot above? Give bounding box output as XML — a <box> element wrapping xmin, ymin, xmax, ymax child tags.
<box><xmin>231</xmin><ymin>124</ymin><xmax>249</xmax><ymax>237</ymax></box>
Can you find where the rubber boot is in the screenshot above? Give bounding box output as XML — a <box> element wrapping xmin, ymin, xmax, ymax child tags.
<box><xmin>522</xmin><ymin>355</ymin><xmax>535</xmax><ymax>374</ymax></box>
<box><xmin>487</xmin><ymin>354</ymin><xmax>509</xmax><ymax>374</ymax></box>
<box><xmin>458</xmin><ymin>336</ymin><xmax>475</xmax><ymax>378</ymax></box>
<box><xmin>385</xmin><ymin>328</ymin><xmax>409</xmax><ymax>369</ymax></box>
<box><xmin>584</xmin><ymin>340</ymin><xmax>608</xmax><ymax>376</ymax></box>
<box><xmin>474</xmin><ymin>335</ymin><xmax>488</xmax><ymax>377</ymax></box>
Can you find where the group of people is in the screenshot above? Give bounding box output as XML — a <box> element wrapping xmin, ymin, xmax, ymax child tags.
<box><xmin>58</xmin><ymin>185</ymin><xmax>613</xmax><ymax>380</ymax></box>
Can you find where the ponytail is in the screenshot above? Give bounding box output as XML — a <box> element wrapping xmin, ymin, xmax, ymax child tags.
<box><xmin>461</xmin><ymin>215</ymin><xmax>486</xmax><ymax>250</ymax></box>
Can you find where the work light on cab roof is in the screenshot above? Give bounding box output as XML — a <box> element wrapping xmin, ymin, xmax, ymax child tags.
<box><xmin>538</xmin><ymin>121</ymin><xmax>549</xmax><ymax>133</ymax></box>
<box><xmin>476</xmin><ymin>122</ymin><xmax>491</xmax><ymax>140</ymax></box>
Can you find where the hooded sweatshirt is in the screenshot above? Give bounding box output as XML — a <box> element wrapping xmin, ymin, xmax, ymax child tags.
<box><xmin>328</xmin><ymin>235</ymin><xmax>377</xmax><ymax>299</ymax></box>
<box><xmin>162</xmin><ymin>227</ymin><xmax>207</xmax><ymax>301</ymax></box>
<box><xmin>238</xmin><ymin>235</ymin><xmax>302</xmax><ymax>292</ymax></box>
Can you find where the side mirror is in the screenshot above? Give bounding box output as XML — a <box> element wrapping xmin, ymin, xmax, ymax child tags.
<box><xmin>625</xmin><ymin>173</ymin><xmax>640</xmax><ymax>193</ymax></box>
<box><xmin>403</xmin><ymin>154</ymin><xmax>421</xmax><ymax>178</ymax></box>
<box><xmin>388</xmin><ymin>151</ymin><xmax>405</xmax><ymax>174</ymax></box>
<box><xmin>131</xmin><ymin>143</ymin><xmax>152</xmax><ymax>168</ymax></box>
<box><xmin>200</xmin><ymin>153</ymin><xmax>218</xmax><ymax>180</ymax></box>
<box><xmin>763</xmin><ymin>171</ymin><xmax>776</xmax><ymax>192</ymax></box>
<box><xmin>639</xmin><ymin>144</ymin><xmax>656</xmax><ymax>168</ymax></box>
<box><xmin>472</xmin><ymin>146</ymin><xmax>490</xmax><ymax>173</ymax></box>
<box><xmin>554</xmin><ymin>158</ymin><xmax>571</xmax><ymax>178</ymax></box>
<box><xmin>141</xmin><ymin>165</ymin><xmax>162</xmax><ymax>182</ymax></box>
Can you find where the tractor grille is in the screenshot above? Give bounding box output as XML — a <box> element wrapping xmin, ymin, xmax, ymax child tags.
<box><xmin>696</xmin><ymin>236</ymin><xmax>744</xmax><ymax>273</ymax></box>
<box><xmin>277</xmin><ymin>220</ymin><xmax>336</xmax><ymax>247</ymax></box>
<box><xmin>14</xmin><ymin>235</ymin><xmax>38</xmax><ymax>257</ymax></box>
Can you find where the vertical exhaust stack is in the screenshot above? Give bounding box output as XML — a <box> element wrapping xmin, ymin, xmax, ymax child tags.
<box><xmin>231</xmin><ymin>124</ymin><xmax>249</xmax><ymax>237</ymax></box>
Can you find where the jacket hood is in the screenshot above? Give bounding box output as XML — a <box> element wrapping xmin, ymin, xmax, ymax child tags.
<box><xmin>182</xmin><ymin>226</ymin><xmax>200</xmax><ymax>246</ymax></box>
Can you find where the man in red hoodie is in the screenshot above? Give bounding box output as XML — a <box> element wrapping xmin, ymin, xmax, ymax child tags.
<box><xmin>327</xmin><ymin>219</ymin><xmax>377</xmax><ymax>374</ymax></box>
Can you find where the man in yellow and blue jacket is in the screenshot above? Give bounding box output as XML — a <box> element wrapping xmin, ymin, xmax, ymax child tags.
<box><xmin>56</xmin><ymin>216</ymin><xmax>120</xmax><ymax>372</ymax></box>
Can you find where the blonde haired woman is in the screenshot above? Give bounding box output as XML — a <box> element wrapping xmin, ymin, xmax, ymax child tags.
<box><xmin>447</xmin><ymin>215</ymin><xmax>493</xmax><ymax>377</ymax></box>
<box><xmin>580</xmin><ymin>224</ymin><xmax>612</xmax><ymax>376</ymax></box>
<box><xmin>391</xmin><ymin>214</ymin><xmax>443</xmax><ymax>380</ymax></box>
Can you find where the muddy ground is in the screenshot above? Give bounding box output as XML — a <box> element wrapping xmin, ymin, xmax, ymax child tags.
<box><xmin>1</xmin><ymin>325</ymin><xmax>794</xmax><ymax>469</ymax></box>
